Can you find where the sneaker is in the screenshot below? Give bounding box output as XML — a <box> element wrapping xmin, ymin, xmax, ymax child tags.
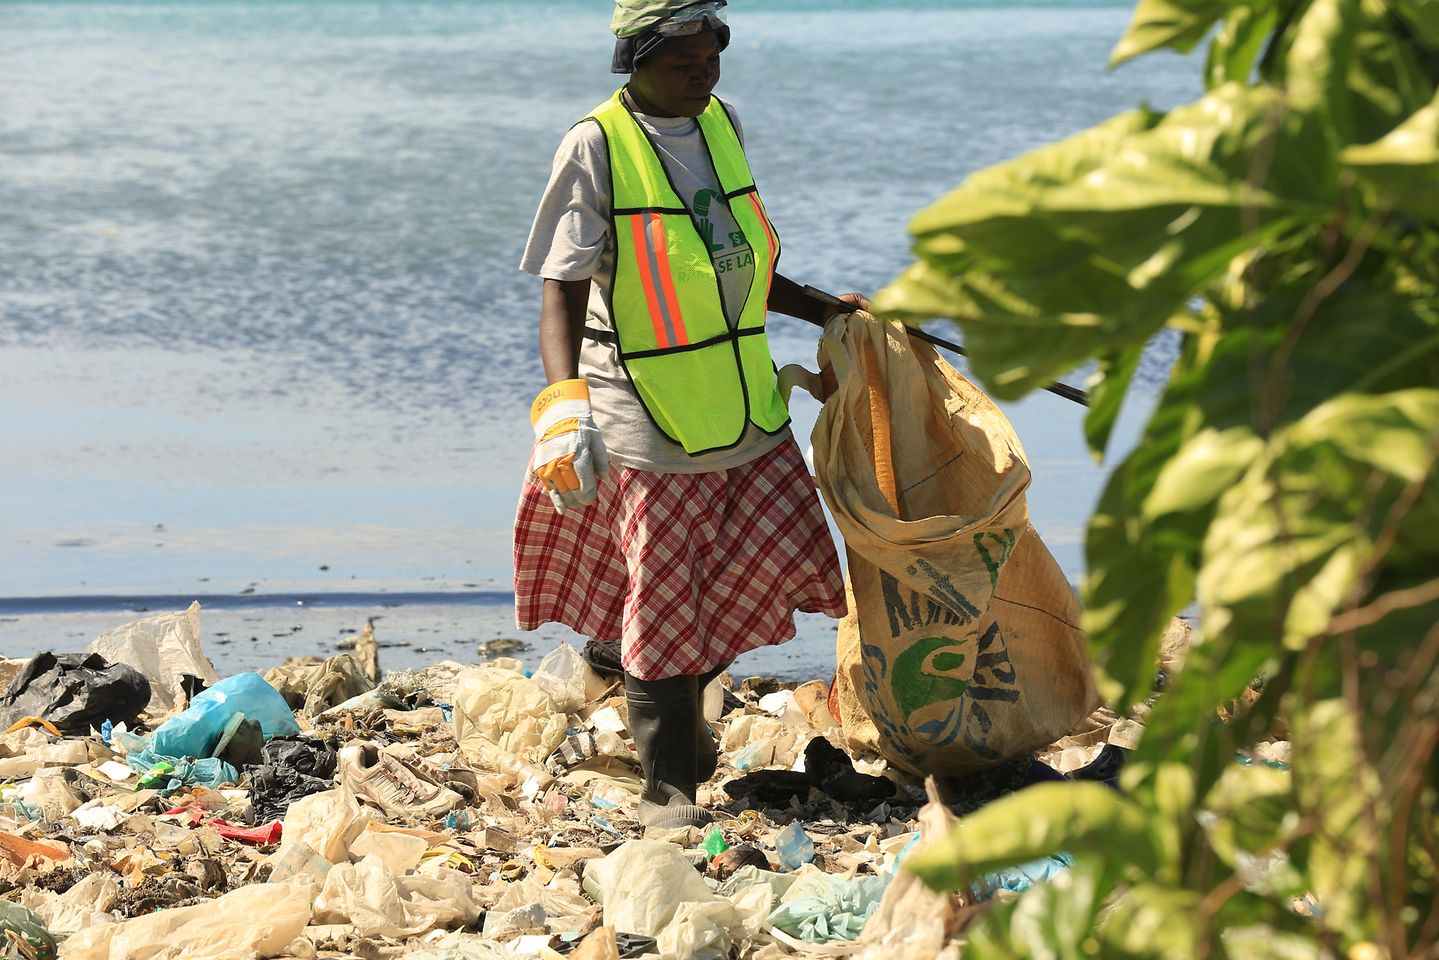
<box><xmin>338</xmin><ymin>742</ymin><xmax>464</xmax><ymax>820</ymax></box>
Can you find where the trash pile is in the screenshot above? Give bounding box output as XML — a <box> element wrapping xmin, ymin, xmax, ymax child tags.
<box><xmin>0</xmin><ymin>603</ymin><xmax>1152</xmax><ymax>960</ymax></box>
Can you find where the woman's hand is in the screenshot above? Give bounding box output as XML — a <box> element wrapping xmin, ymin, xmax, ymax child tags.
<box><xmin>821</xmin><ymin>292</ymin><xmax>870</xmax><ymax>322</ymax></box>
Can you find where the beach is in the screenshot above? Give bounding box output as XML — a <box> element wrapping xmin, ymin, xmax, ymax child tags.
<box><xmin>1</xmin><ymin>0</ymin><xmax>1194</xmax><ymax>657</ymax></box>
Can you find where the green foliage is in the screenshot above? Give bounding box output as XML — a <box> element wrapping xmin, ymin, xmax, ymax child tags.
<box><xmin>876</xmin><ymin>0</ymin><xmax>1439</xmax><ymax>953</ymax></box>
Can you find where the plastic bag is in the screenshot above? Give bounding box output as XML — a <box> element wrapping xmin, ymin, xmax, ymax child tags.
<box><xmin>263</xmin><ymin>654</ymin><xmax>375</xmax><ymax>716</ymax></box>
<box><xmin>59</xmin><ymin>881</ymin><xmax>310</xmax><ymax>960</ymax></box>
<box><xmin>530</xmin><ymin>643</ymin><xmax>594</xmax><ymax>714</ymax></box>
<box><xmin>148</xmin><ymin>672</ymin><xmax>299</xmax><ymax>761</ymax></box>
<box><xmin>88</xmin><ymin>601</ymin><xmax>218</xmax><ymax>715</ymax></box>
<box><xmin>858</xmin><ymin>779</ymin><xmax>963</xmax><ymax>959</ymax></box>
<box><xmin>275</xmin><ymin>787</ymin><xmax>370</xmax><ymax>865</ymax></box>
<box><xmin>452</xmin><ymin>666</ymin><xmax>568</xmax><ymax>766</ymax></box>
<box><xmin>584</xmin><ymin>840</ymin><xmax>743</xmax><ymax>943</ymax></box>
<box><xmin>19</xmin><ymin>871</ymin><xmax>118</xmax><ymax>936</ymax></box>
<box><xmin>349</xmin><ymin>829</ymin><xmax>427</xmax><ymax>875</ymax></box>
<box><xmin>406</xmin><ymin>933</ymin><xmax>522</xmax><ymax>959</ymax></box>
<box><xmin>813</xmin><ymin>313</ymin><xmax>1099</xmax><ymax>775</ymax></box>
<box><xmin>766</xmin><ymin>868</ymin><xmax>889</xmax><ymax>944</ymax></box>
<box><xmin>249</xmin><ymin>735</ymin><xmax>338</xmax><ymax>823</ymax></box>
<box><xmin>0</xmin><ymin>652</ymin><xmax>150</xmax><ymax>735</ymax></box>
<box><xmin>312</xmin><ymin>855</ymin><xmax>479</xmax><ymax>938</ymax></box>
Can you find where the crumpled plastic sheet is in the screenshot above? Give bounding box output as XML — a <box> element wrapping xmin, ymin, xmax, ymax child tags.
<box><xmin>972</xmin><ymin>852</ymin><xmax>1073</xmax><ymax>898</ymax></box>
<box><xmin>60</xmin><ymin>881</ymin><xmax>310</xmax><ymax>960</ymax></box>
<box><xmin>312</xmin><ymin>854</ymin><xmax>479</xmax><ymax>938</ymax></box>
<box><xmin>451</xmin><ymin>666</ymin><xmax>569</xmax><ymax>765</ymax></box>
<box><xmin>87</xmin><ymin>601</ymin><xmax>218</xmax><ymax>715</ymax></box>
<box><xmin>19</xmin><ymin>872</ymin><xmax>119</xmax><ymax>936</ymax></box>
<box><xmin>406</xmin><ymin>932</ymin><xmax>522</xmax><ymax>959</ymax></box>
<box><xmin>585</xmin><ymin>840</ymin><xmax>745</xmax><ymax>959</ymax></box>
<box><xmin>767</xmin><ymin>868</ymin><xmax>890</xmax><ymax>944</ymax></box>
<box><xmin>122</xmin><ymin>754</ymin><xmax>240</xmax><ymax>798</ymax></box>
<box><xmin>0</xmin><ymin>652</ymin><xmax>151</xmax><ymax>735</ymax></box>
<box><xmin>275</xmin><ymin>787</ymin><xmax>370</xmax><ymax>865</ymax></box>
<box><xmin>263</xmin><ymin>655</ymin><xmax>374</xmax><ymax>716</ymax></box>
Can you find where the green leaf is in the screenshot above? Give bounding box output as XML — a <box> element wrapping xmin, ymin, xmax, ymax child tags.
<box><xmin>1083</xmin><ymin>355</ymin><xmax>1206</xmax><ymax>710</ymax></box>
<box><xmin>1280</xmin><ymin>0</ymin><xmax>1360</xmax><ymax>145</ymax></box>
<box><xmin>1343</xmin><ymin>88</ymin><xmax>1439</xmax><ymax>217</ymax></box>
<box><xmin>1143</xmin><ymin>426</ymin><xmax>1265</xmax><ymax>519</ymax></box>
<box><xmin>965</xmin><ymin>868</ymin><xmax>1104</xmax><ymax>960</ymax></box>
<box><xmin>1198</xmin><ymin>388</ymin><xmax>1439</xmax><ymax>651</ymax></box>
<box><xmin>1110</xmin><ymin>0</ymin><xmax>1233</xmax><ymax>69</ymax></box>
<box><xmin>1096</xmin><ymin>883</ymin><xmax>1203</xmax><ymax>958</ymax></box>
<box><xmin>1205</xmin><ymin>2</ymin><xmax>1282</xmax><ymax>89</ymax></box>
<box><xmin>1085</xmin><ymin>344</ymin><xmax>1145</xmax><ymax>461</ymax></box>
<box><xmin>1290</xmin><ymin>698</ymin><xmax>1380</xmax><ymax>940</ymax></box>
<box><xmin>906</xmin><ymin>783</ymin><xmax>1158</xmax><ymax>893</ymax></box>
<box><xmin>1394</xmin><ymin>0</ymin><xmax>1439</xmax><ymax>43</ymax></box>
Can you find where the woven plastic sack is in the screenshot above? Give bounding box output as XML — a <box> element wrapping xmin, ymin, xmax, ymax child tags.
<box><xmin>812</xmin><ymin>313</ymin><xmax>1099</xmax><ymax>775</ymax></box>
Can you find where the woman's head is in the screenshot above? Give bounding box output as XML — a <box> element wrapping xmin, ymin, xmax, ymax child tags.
<box><xmin>628</xmin><ymin>31</ymin><xmax>723</xmax><ymax>118</ymax></box>
<box><xmin>611</xmin><ymin>1</ymin><xmax>730</xmax><ymax>117</ymax></box>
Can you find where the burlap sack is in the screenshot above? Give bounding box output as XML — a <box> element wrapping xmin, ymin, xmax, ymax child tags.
<box><xmin>813</xmin><ymin>313</ymin><xmax>1099</xmax><ymax>775</ymax></box>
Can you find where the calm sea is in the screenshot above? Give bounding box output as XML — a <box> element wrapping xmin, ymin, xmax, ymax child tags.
<box><xmin>0</xmin><ymin>0</ymin><xmax>1197</xmax><ymax>669</ymax></box>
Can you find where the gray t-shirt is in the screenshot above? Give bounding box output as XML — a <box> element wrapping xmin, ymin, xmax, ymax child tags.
<box><xmin>519</xmin><ymin>98</ymin><xmax>791</xmax><ymax>474</ymax></box>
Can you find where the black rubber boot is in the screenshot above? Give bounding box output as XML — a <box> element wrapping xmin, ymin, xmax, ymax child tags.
<box><xmin>695</xmin><ymin>662</ymin><xmax>730</xmax><ymax>783</ymax></box>
<box><xmin>625</xmin><ymin>672</ymin><xmax>713</xmax><ymax>830</ymax></box>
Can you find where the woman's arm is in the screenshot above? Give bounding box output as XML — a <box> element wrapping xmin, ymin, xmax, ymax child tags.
<box><xmin>768</xmin><ymin>273</ymin><xmax>868</xmax><ymax>323</ymax></box>
<box><xmin>539</xmin><ymin>277</ymin><xmax>591</xmax><ymax>384</ymax></box>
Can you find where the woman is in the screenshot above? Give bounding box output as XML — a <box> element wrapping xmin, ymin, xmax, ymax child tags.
<box><xmin>515</xmin><ymin>0</ymin><xmax>866</xmax><ymax>830</ymax></box>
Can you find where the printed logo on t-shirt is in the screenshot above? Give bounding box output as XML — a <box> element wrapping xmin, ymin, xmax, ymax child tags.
<box><xmin>694</xmin><ymin>189</ymin><xmax>754</xmax><ymax>276</ymax></box>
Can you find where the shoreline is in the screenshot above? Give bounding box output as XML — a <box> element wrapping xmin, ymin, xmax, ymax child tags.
<box><xmin>0</xmin><ymin>597</ymin><xmax>849</xmax><ymax>683</ymax></box>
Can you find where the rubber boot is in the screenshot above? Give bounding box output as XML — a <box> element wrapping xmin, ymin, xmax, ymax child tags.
<box><xmin>695</xmin><ymin>662</ymin><xmax>730</xmax><ymax>783</ymax></box>
<box><xmin>625</xmin><ymin>672</ymin><xmax>714</xmax><ymax>830</ymax></box>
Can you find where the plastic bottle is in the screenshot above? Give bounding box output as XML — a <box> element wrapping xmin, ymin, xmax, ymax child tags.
<box><xmin>775</xmin><ymin>821</ymin><xmax>815</xmax><ymax>871</ymax></box>
<box><xmin>136</xmin><ymin>761</ymin><xmax>175</xmax><ymax>790</ymax></box>
<box><xmin>702</xmin><ymin>826</ymin><xmax>730</xmax><ymax>860</ymax></box>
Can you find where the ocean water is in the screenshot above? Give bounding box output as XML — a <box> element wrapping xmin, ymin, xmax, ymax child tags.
<box><xmin>0</xmin><ymin>0</ymin><xmax>1198</xmax><ymax>672</ymax></box>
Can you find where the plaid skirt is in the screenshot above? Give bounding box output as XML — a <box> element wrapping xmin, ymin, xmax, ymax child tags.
<box><xmin>513</xmin><ymin>437</ymin><xmax>846</xmax><ymax>680</ymax></box>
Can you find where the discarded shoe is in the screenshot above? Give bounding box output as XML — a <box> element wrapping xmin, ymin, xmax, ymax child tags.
<box><xmin>638</xmin><ymin>786</ymin><xmax>714</xmax><ymax>831</ymax></box>
<box><xmin>338</xmin><ymin>742</ymin><xmax>464</xmax><ymax>819</ymax></box>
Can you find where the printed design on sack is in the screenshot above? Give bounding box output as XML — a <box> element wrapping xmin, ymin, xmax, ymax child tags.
<box><xmin>860</xmin><ymin>567</ymin><xmax>1022</xmax><ymax>763</ymax></box>
<box><xmin>881</xmin><ymin>566</ymin><xmax>979</xmax><ymax>636</ymax></box>
<box><xmin>974</xmin><ymin>528</ymin><xmax>1017</xmax><ymax>588</ymax></box>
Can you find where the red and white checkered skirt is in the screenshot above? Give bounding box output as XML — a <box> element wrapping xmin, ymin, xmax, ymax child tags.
<box><xmin>513</xmin><ymin>437</ymin><xmax>846</xmax><ymax>680</ymax></box>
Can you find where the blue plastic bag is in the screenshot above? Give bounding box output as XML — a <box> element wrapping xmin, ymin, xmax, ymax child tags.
<box><xmin>148</xmin><ymin>673</ymin><xmax>299</xmax><ymax>760</ymax></box>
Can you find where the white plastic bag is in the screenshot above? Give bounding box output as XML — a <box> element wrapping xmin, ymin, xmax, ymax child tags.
<box><xmin>274</xmin><ymin>787</ymin><xmax>369</xmax><ymax>865</ymax></box>
<box><xmin>88</xmin><ymin>601</ymin><xmax>218</xmax><ymax>715</ymax></box>
<box><xmin>857</xmin><ymin>778</ymin><xmax>963</xmax><ymax>959</ymax></box>
<box><xmin>530</xmin><ymin>643</ymin><xmax>595</xmax><ymax>714</ymax></box>
<box><xmin>313</xmin><ymin>855</ymin><xmax>478</xmax><ymax>938</ymax></box>
<box><xmin>585</xmin><ymin>840</ymin><xmax>743</xmax><ymax>946</ymax></box>
<box><xmin>59</xmin><ymin>881</ymin><xmax>310</xmax><ymax>960</ymax></box>
<box><xmin>452</xmin><ymin>666</ymin><xmax>569</xmax><ymax>765</ymax></box>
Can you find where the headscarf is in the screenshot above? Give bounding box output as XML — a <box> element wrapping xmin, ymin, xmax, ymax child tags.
<box><xmin>610</xmin><ymin>0</ymin><xmax>730</xmax><ymax>74</ymax></box>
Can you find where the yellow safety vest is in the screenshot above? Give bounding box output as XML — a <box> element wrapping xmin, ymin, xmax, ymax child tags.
<box><xmin>586</xmin><ymin>88</ymin><xmax>789</xmax><ymax>455</ymax></box>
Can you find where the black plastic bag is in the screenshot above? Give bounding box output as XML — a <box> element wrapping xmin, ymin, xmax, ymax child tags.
<box><xmin>0</xmin><ymin>652</ymin><xmax>150</xmax><ymax>735</ymax></box>
<box><xmin>248</xmin><ymin>735</ymin><xmax>338</xmax><ymax>823</ymax></box>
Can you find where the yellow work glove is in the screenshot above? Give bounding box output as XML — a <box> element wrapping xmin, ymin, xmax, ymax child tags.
<box><xmin>529</xmin><ymin>379</ymin><xmax>610</xmax><ymax>514</ymax></box>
